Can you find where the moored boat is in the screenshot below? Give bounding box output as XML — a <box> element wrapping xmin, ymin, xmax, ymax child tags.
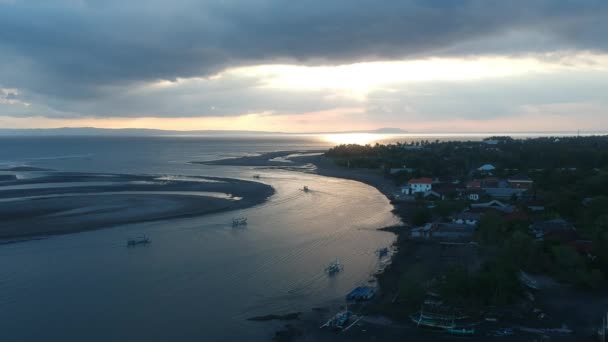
<box><xmin>325</xmin><ymin>258</ymin><xmax>343</xmax><ymax>275</ymax></box>
<box><xmin>127</xmin><ymin>236</ymin><xmax>150</xmax><ymax>247</ymax></box>
<box><xmin>232</xmin><ymin>217</ymin><xmax>248</xmax><ymax>227</ymax></box>
<box><xmin>320</xmin><ymin>310</ymin><xmax>352</xmax><ymax>330</ymax></box>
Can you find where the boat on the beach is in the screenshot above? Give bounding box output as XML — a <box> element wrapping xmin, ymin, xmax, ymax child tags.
<box><xmin>598</xmin><ymin>312</ymin><xmax>607</xmax><ymax>342</ymax></box>
<box><xmin>490</xmin><ymin>328</ymin><xmax>514</xmax><ymax>337</ymax></box>
<box><xmin>127</xmin><ymin>236</ymin><xmax>150</xmax><ymax>247</ymax></box>
<box><xmin>320</xmin><ymin>310</ymin><xmax>352</xmax><ymax>330</ymax></box>
<box><xmin>447</xmin><ymin>326</ymin><xmax>475</xmax><ymax>336</ymax></box>
<box><xmin>410</xmin><ymin>300</ymin><xmax>471</xmax><ymax>330</ymax></box>
<box><xmin>325</xmin><ymin>258</ymin><xmax>343</xmax><ymax>275</ymax></box>
<box><xmin>376</xmin><ymin>247</ymin><xmax>389</xmax><ymax>258</ymax></box>
<box><xmin>232</xmin><ymin>217</ymin><xmax>248</xmax><ymax>227</ymax></box>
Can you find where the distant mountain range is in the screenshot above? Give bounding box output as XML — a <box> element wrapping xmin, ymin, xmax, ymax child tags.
<box><xmin>0</xmin><ymin>127</ymin><xmax>408</xmax><ymax>136</ymax></box>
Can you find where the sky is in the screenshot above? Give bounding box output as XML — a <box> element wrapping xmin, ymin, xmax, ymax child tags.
<box><xmin>0</xmin><ymin>0</ymin><xmax>607</xmax><ymax>133</ymax></box>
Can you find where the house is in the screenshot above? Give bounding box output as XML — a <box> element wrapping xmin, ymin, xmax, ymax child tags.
<box><xmin>529</xmin><ymin>219</ymin><xmax>576</xmax><ymax>240</ymax></box>
<box><xmin>481</xmin><ymin>177</ymin><xmax>501</xmax><ymax>188</ymax></box>
<box><xmin>433</xmin><ymin>184</ymin><xmax>458</xmax><ymax>200</ymax></box>
<box><xmin>471</xmin><ymin>200</ymin><xmax>514</xmax><ymax>213</ymax></box>
<box><xmin>484</xmin><ymin>187</ymin><xmax>526</xmax><ymax>200</ymax></box>
<box><xmin>424</xmin><ymin>190</ymin><xmax>444</xmax><ymax>200</ymax></box>
<box><xmin>389</xmin><ymin>166</ymin><xmax>414</xmax><ymax>175</ymax></box>
<box><xmin>452</xmin><ymin>212</ymin><xmax>481</xmax><ymax>226</ymax></box>
<box><xmin>410</xmin><ymin>223</ymin><xmax>475</xmax><ymax>241</ymax></box>
<box><xmin>507</xmin><ymin>174</ymin><xmax>534</xmax><ymax>189</ymax></box>
<box><xmin>401</xmin><ymin>177</ymin><xmax>433</xmax><ymax>195</ymax></box>
<box><xmin>526</xmin><ymin>199</ymin><xmax>545</xmax><ymax>212</ymax></box>
<box><xmin>477</xmin><ymin>164</ymin><xmax>496</xmax><ymax>172</ymax></box>
<box><xmin>464</xmin><ymin>188</ymin><xmax>483</xmax><ymax>201</ymax></box>
<box><xmin>466</xmin><ymin>180</ymin><xmax>481</xmax><ymax>189</ymax></box>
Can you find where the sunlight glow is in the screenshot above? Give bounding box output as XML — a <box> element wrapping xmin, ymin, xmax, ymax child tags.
<box><xmin>322</xmin><ymin>133</ymin><xmax>390</xmax><ymax>145</ymax></box>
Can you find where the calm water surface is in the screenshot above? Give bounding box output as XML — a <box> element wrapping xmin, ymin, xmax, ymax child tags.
<box><xmin>0</xmin><ymin>136</ymin><xmax>399</xmax><ymax>342</ymax></box>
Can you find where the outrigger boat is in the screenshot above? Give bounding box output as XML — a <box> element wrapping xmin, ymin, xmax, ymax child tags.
<box><xmin>320</xmin><ymin>309</ymin><xmax>352</xmax><ymax>330</ymax></box>
<box><xmin>232</xmin><ymin>217</ymin><xmax>248</xmax><ymax>227</ymax></box>
<box><xmin>599</xmin><ymin>311</ymin><xmax>608</xmax><ymax>342</ymax></box>
<box><xmin>127</xmin><ymin>236</ymin><xmax>150</xmax><ymax>247</ymax></box>
<box><xmin>325</xmin><ymin>258</ymin><xmax>343</xmax><ymax>276</ymax></box>
<box><xmin>447</xmin><ymin>327</ymin><xmax>475</xmax><ymax>336</ymax></box>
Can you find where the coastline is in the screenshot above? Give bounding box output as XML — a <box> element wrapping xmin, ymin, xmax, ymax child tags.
<box><xmin>199</xmin><ymin>150</ymin><xmax>414</xmax><ymax>341</ymax></box>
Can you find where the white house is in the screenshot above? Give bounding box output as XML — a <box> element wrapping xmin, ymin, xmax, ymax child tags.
<box><xmin>401</xmin><ymin>177</ymin><xmax>433</xmax><ymax>195</ymax></box>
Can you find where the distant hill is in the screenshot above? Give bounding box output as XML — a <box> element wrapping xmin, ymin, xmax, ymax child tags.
<box><xmin>0</xmin><ymin>127</ymin><xmax>408</xmax><ymax>136</ymax></box>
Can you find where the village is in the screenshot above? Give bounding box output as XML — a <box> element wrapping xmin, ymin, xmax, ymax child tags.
<box><xmin>323</xmin><ymin>136</ymin><xmax>608</xmax><ymax>341</ymax></box>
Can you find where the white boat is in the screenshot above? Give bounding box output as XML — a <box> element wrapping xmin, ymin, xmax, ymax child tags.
<box><xmin>325</xmin><ymin>258</ymin><xmax>343</xmax><ymax>275</ymax></box>
<box><xmin>232</xmin><ymin>217</ymin><xmax>248</xmax><ymax>227</ymax></box>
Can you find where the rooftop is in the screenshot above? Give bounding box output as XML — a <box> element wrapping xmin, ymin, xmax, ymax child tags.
<box><xmin>408</xmin><ymin>177</ymin><xmax>433</xmax><ymax>185</ymax></box>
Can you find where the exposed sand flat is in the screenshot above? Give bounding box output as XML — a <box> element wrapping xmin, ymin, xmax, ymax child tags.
<box><xmin>0</xmin><ymin>172</ymin><xmax>274</xmax><ymax>239</ymax></box>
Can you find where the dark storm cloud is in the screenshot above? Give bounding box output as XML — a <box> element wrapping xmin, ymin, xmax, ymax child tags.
<box><xmin>0</xmin><ymin>0</ymin><xmax>606</xmax><ymax>116</ymax></box>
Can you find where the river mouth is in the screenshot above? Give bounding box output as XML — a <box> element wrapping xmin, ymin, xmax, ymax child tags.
<box><xmin>0</xmin><ymin>137</ymin><xmax>399</xmax><ymax>342</ymax></box>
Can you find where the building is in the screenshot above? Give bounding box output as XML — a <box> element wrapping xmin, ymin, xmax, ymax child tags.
<box><xmin>402</xmin><ymin>177</ymin><xmax>433</xmax><ymax>195</ymax></box>
<box><xmin>477</xmin><ymin>164</ymin><xmax>496</xmax><ymax>172</ymax></box>
<box><xmin>471</xmin><ymin>200</ymin><xmax>514</xmax><ymax>213</ymax></box>
<box><xmin>466</xmin><ymin>180</ymin><xmax>481</xmax><ymax>189</ymax></box>
<box><xmin>410</xmin><ymin>223</ymin><xmax>475</xmax><ymax>241</ymax></box>
<box><xmin>529</xmin><ymin>219</ymin><xmax>576</xmax><ymax>241</ymax></box>
<box><xmin>464</xmin><ymin>188</ymin><xmax>483</xmax><ymax>201</ymax></box>
<box><xmin>452</xmin><ymin>212</ymin><xmax>482</xmax><ymax>226</ymax></box>
<box><xmin>389</xmin><ymin>166</ymin><xmax>414</xmax><ymax>175</ymax></box>
<box><xmin>507</xmin><ymin>174</ymin><xmax>534</xmax><ymax>189</ymax></box>
<box><xmin>484</xmin><ymin>187</ymin><xmax>526</xmax><ymax>200</ymax></box>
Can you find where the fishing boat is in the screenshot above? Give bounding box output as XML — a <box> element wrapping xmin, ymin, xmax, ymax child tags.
<box><xmin>599</xmin><ymin>312</ymin><xmax>608</xmax><ymax>342</ymax></box>
<box><xmin>302</xmin><ymin>186</ymin><xmax>310</xmax><ymax>192</ymax></box>
<box><xmin>491</xmin><ymin>328</ymin><xmax>514</xmax><ymax>337</ymax></box>
<box><xmin>410</xmin><ymin>300</ymin><xmax>470</xmax><ymax>330</ymax></box>
<box><xmin>447</xmin><ymin>327</ymin><xmax>475</xmax><ymax>336</ymax></box>
<box><xmin>232</xmin><ymin>217</ymin><xmax>248</xmax><ymax>227</ymax></box>
<box><xmin>376</xmin><ymin>247</ymin><xmax>389</xmax><ymax>258</ymax></box>
<box><xmin>320</xmin><ymin>310</ymin><xmax>352</xmax><ymax>330</ymax></box>
<box><xmin>252</xmin><ymin>174</ymin><xmax>261</xmax><ymax>179</ymax></box>
<box><xmin>127</xmin><ymin>236</ymin><xmax>150</xmax><ymax>247</ymax></box>
<box><xmin>325</xmin><ymin>258</ymin><xmax>343</xmax><ymax>275</ymax></box>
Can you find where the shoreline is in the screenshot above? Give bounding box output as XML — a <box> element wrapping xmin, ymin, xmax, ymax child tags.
<box><xmin>200</xmin><ymin>150</ymin><xmax>605</xmax><ymax>342</ymax></box>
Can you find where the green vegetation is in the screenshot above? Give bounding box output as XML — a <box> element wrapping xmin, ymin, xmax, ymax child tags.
<box><xmin>328</xmin><ymin>136</ymin><xmax>608</xmax><ymax>312</ymax></box>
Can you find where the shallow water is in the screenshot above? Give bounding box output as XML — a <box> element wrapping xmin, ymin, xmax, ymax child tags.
<box><xmin>0</xmin><ymin>136</ymin><xmax>399</xmax><ymax>341</ymax></box>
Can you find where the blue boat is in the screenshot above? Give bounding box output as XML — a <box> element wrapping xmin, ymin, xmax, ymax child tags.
<box><xmin>346</xmin><ymin>286</ymin><xmax>377</xmax><ymax>301</ymax></box>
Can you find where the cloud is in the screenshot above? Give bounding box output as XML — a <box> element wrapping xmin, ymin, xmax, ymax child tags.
<box><xmin>1</xmin><ymin>0</ymin><xmax>607</xmax><ymax>100</ymax></box>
